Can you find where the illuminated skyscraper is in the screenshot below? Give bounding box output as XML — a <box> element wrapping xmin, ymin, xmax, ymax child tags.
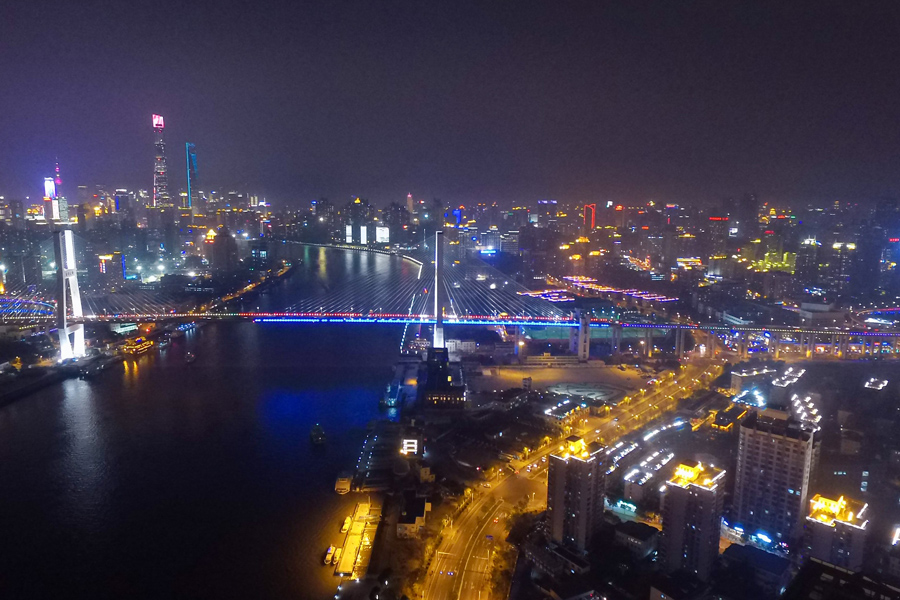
<box><xmin>547</xmin><ymin>435</ymin><xmax>606</xmax><ymax>551</ymax></box>
<box><xmin>152</xmin><ymin>114</ymin><xmax>170</xmax><ymax>207</ymax></box>
<box><xmin>805</xmin><ymin>494</ymin><xmax>868</xmax><ymax>571</ymax></box>
<box><xmin>53</xmin><ymin>160</ymin><xmax>68</xmax><ymax>221</ymax></box>
<box><xmin>185</xmin><ymin>142</ymin><xmax>199</xmax><ymax>211</ymax></box>
<box><xmin>659</xmin><ymin>461</ymin><xmax>725</xmax><ymax>581</ymax></box>
<box><xmin>43</xmin><ymin>177</ymin><xmax>58</xmax><ymax>221</ymax></box>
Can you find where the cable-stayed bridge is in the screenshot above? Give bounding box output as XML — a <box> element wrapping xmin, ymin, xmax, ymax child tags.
<box><xmin>4</xmin><ymin>234</ymin><xmax>900</xmax><ymax>363</ymax></box>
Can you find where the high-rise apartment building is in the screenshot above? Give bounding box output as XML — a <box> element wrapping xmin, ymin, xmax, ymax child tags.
<box><xmin>805</xmin><ymin>494</ymin><xmax>868</xmax><ymax>572</ymax></box>
<box><xmin>734</xmin><ymin>409</ymin><xmax>819</xmax><ymax>544</ymax></box>
<box><xmin>152</xmin><ymin>114</ymin><xmax>170</xmax><ymax>207</ymax></box>
<box><xmin>547</xmin><ymin>435</ymin><xmax>606</xmax><ymax>551</ymax></box>
<box><xmin>659</xmin><ymin>461</ymin><xmax>725</xmax><ymax>581</ymax></box>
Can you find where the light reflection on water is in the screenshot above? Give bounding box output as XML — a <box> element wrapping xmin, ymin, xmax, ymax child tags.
<box><xmin>0</xmin><ymin>246</ymin><xmax>404</xmax><ymax>599</ymax></box>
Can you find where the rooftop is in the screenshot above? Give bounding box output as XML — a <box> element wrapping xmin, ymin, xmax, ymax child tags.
<box><xmin>782</xmin><ymin>558</ymin><xmax>900</xmax><ymax>600</ymax></box>
<box><xmin>616</xmin><ymin>520</ymin><xmax>659</xmax><ymax>542</ymax></box>
<box><xmin>742</xmin><ymin>408</ymin><xmax>815</xmax><ymax>441</ymax></box>
<box><xmin>772</xmin><ymin>367</ymin><xmax>805</xmax><ymax>388</ymax></box>
<box><xmin>667</xmin><ymin>460</ymin><xmax>725</xmax><ymax>491</ymax></box>
<box><xmin>734</xmin><ymin>367</ymin><xmax>777</xmax><ymax>378</ymax></box>
<box><xmin>551</xmin><ymin>436</ymin><xmax>604</xmax><ymax>463</ymax></box>
<box><xmin>733</xmin><ymin>387</ymin><xmax>766</xmax><ymax>408</ymax></box>
<box><xmin>398</xmin><ymin>493</ymin><xmax>429</xmax><ymax>524</ymax></box>
<box><xmin>808</xmin><ymin>494</ymin><xmax>868</xmax><ymax>529</ymax></box>
<box><xmin>723</xmin><ymin>543</ymin><xmax>791</xmax><ymax>576</ymax></box>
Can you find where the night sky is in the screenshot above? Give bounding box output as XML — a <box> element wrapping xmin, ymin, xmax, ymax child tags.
<box><xmin>3</xmin><ymin>1</ymin><xmax>900</xmax><ymax>206</ymax></box>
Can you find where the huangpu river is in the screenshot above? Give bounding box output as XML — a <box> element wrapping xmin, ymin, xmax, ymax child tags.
<box><xmin>0</xmin><ymin>246</ymin><xmax>411</xmax><ymax>599</ymax></box>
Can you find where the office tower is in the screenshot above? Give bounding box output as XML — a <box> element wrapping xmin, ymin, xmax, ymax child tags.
<box><xmin>795</xmin><ymin>237</ymin><xmax>820</xmax><ymax>286</ymax></box>
<box><xmin>43</xmin><ymin>177</ymin><xmax>58</xmax><ymax>221</ymax></box>
<box><xmin>822</xmin><ymin>239</ymin><xmax>858</xmax><ymax>293</ymax></box>
<box><xmin>734</xmin><ymin>193</ymin><xmax>760</xmax><ymax>240</ymax></box>
<box><xmin>185</xmin><ymin>143</ymin><xmax>199</xmax><ymax>211</ymax></box>
<box><xmin>406</xmin><ymin>193</ymin><xmax>414</xmax><ymax>215</ymax></box>
<box><xmin>535</xmin><ymin>199</ymin><xmax>558</xmax><ymax>229</ymax></box>
<box><xmin>500</xmin><ymin>231</ymin><xmax>519</xmax><ymax>255</ymax></box>
<box><xmin>583</xmin><ymin>203</ymin><xmax>596</xmax><ymax>231</ymax></box>
<box><xmin>547</xmin><ymin>435</ymin><xmax>606</xmax><ymax>551</ymax></box>
<box><xmin>659</xmin><ymin>461</ymin><xmax>725</xmax><ymax>581</ymax></box>
<box><xmin>207</xmin><ymin>226</ymin><xmax>239</xmax><ymax>273</ymax></box>
<box><xmin>805</xmin><ymin>494</ymin><xmax>868</xmax><ymax>571</ymax></box>
<box><xmin>734</xmin><ymin>409</ymin><xmax>819</xmax><ymax>544</ymax></box>
<box><xmin>481</xmin><ymin>228</ymin><xmax>500</xmax><ymax>251</ymax></box>
<box><xmin>152</xmin><ymin>114</ymin><xmax>170</xmax><ymax>207</ymax></box>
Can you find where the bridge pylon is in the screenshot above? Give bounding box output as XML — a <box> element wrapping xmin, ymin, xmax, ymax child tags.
<box><xmin>432</xmin><ymin>230</ymin><xmax>444</xmax><ymax>349</ymax></box>
<box><xmin>53</xmin><ymin>229</ymin><xmax>85</xmax><ymax>360</ymax></box>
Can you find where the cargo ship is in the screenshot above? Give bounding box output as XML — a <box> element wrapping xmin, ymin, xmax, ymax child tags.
<box><xmin>123</xmin><ymin>337</ymin><xmax>153</xmax><ymax>356</ymax></box>
<box><xmin>311</xmin><ymin>424</ymin><xmax>326</xmax><ymax>445</ymax></box>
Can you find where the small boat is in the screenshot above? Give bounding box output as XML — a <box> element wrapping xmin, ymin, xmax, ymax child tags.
<box><xmin>185</xmin><ymin>351</ymin><xmax>197</xmax><ymax>364</ymax></box>
<box><xmin>332</xmin><ymin>547</ymin><xmax>342</xmax><ymax>565</ymax></box>
<box><xmin>324</xmin><ymin>545</ymin><xmax>335</xmax><ymax>565</ymax></box>
<box><xmin>157</xmin><ymin>336</ymin><xmax>170</xmax><ymax>349</ymax></box>
<box><xmin>123</xmin><ymin>337</ymin><xmax>153</xmax><ymax>356</ymax></box>
<box><xmin>335</xmin><ymin>472</ymin><xmax>351</xmax><ymax>494</ymax></box>
<box><xmin>341</xmin><ymin>516</ymin><xmax>351</xmax><ymax>533</ymax></box>
<box><xmin>311</xmin><ymin>424</ymin><xmax>326</xmax><ymax>445</ymax></box>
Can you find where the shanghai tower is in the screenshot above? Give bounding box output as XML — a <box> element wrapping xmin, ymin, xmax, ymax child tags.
<box><xmin>152</xmin><ymin>114</ymin><xmax>170</xmax><ymax>207</ymax></box>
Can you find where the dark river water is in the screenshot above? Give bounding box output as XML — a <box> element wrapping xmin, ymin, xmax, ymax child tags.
<box><xmin>0</xmin><ymin>246</ymin><xmax>410</xmax><ymax>599</ymax></box>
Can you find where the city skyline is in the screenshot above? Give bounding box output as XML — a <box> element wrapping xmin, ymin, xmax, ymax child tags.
<box><xmin>4</xmin><ymin>2</ymin><xmax>900</xmax><ymax>205</ymax></box>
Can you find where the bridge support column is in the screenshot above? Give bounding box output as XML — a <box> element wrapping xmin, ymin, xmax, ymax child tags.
<box><xmin>612</xmin><ymin>325</ymin><xmax>621</xmax><ymax>356</ymax></box>
<box><xmin>54</xmin><ymin>229</ymin><xmax>85</xmax><ymax>360</ymax></box>
<box><xmin>674</xmin><ymin>328</ymin><xmax>684</xmax><ymax>358</ymax></box>
<box><xmin>737</xmin><ymin>332</ymin><xmax>747</xmax><ymax>360</ymax></box>
<box><xmin>644</xmin><ymin>329</ymin><xmax>653</xmax><ymax>358</ymax></box>
<box><xmin>773</xmin><ymin>333</ymin><xmax>781</xmax><ymax>360</ymax></box>
<box><xmin>575</xmin><ymin>309</ymin><xmax>590</xmax><ymax>362</ymax></box>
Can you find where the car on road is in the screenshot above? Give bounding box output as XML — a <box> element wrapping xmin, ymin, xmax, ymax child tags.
<box><xmin>482</xmin><ymin>483</ymin><xmax>491</xmax><ymax>488</ymax></box>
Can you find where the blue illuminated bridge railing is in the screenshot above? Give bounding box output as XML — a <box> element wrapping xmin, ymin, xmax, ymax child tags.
<box><xmin>5</xmin><ymin>307</ymin><xmax>900</xmax><ymax>337</ymax></box>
